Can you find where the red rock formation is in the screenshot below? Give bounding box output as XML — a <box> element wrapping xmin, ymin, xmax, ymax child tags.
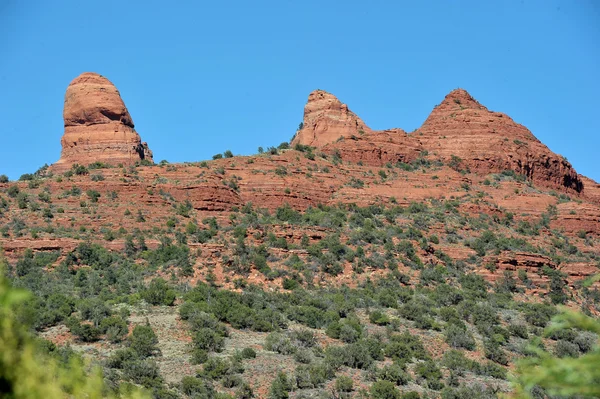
<box><xmin>291</xmin><ymin>90</ymin><xmax>371</xmax><ymax>148</ymax></box>
<box><xmin>417</xmin><ymin>89</ymin><xmax>583</xmax><ymax>193</ymax></box>
<box><xmin>292</xmin><ymin>88</ymin><xmax>584</xmax><ymax>193</ymax></box>
<box><xmin>52</xmin><ymin>72</ymin><xmax>152</xmax><ymax>171</ymax></box>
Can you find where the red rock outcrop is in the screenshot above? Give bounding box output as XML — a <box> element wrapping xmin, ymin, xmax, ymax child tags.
<box><xmin>291</xmin><ymin>90</ymin><xmax>371</xmax><ymax>147</ymax></box>
<box><xmin>292</xmin><ymin>88</ymin><xmax>584</xmax><ymax>194</ymax></box>
<box><xmin>52</xmin><ymin>72</ymin><xmax>153</xmax><ymax>171</ymax></box>
<box><xmin>416</xmin><ymin>89</ymin><xmax>583</xmax><ymax>193</ymax></box>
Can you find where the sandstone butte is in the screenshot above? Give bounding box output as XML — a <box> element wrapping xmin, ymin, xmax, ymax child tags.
<box><xmin>51</xmin><ymin>72</ymin><xmax>153</xmax><ymax>172</ymax></box>
<box><xmin>292</xmin><ymin>89</ymin><xmax>584</xmax><ymax>194</ymax></box>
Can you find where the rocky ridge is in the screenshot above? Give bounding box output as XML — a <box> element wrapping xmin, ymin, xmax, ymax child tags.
<box><xmin>292</xmin><ymin>88</ymin><xmax>585</xmax><ymax>194</ymax></box>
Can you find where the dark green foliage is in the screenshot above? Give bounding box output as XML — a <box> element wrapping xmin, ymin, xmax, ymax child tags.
<box><xmin>275</xmin><ymin>203</ymin><xmax>301</xmax><ymax>224</ymax></box>
<box><xmin>86</xmin><ymin>189</ymin><xmax>101</xmax><ymax>203</ymax></box>
<box><xmin>7</xmin><ymin>185</ymin><xmax>19</xmax><ymax>197</ymax></box>
<box><xmin>415</xmin><ymin>360</ymin><xmax>444</xmax><ymax>390</ymax></box>
<box><xmin>123</xmin><ymin>359</ymin><xmax>163</xmax><ymax>388</ymax></box>
<box><xmin>193</xmin><ymin>328</ymin><xmax>225</xmax><ymax>353</ymax></box>
<box><xmin>335</xmin><ymin>375</ymin><xmax>353</xmax><ymax>393</ymax></box>
<box><xmin>241</xmin><ymin>347</ymin><xmax>256</xmax><ymax>359</ymax></box>
<box><xmin>128</xmin><ymin>324</ymin><xmax>159</xmax><ymax>358</ymax></box>
<box><xmin>71</xmin><ymin>164</ymin><xmax>89</xmax><ymax>175</ymax></box>
<box><xmin>370</xmin><ymin>380</ymin><xmax>401</xmax><ymax>399</ymax></box>
<box><xmin>201</xmin><ymin>356</ymin><xmax>232</xmax><ymax>380</ymax></box>
<box><xmin>554</xmin><ymin>340</ymin><xmax>581</xmax><ymax>358</ymax></box>
<box><xmin>369</xmin><ymin>309</ymin><xmax>391</xmax><ymax>325</ymax></box>
<box><xmin>100</xmin><ymin>315</ymin><xmax>129</xmax><ymax>342</ymax></box>
<box><xmin>377</xmin><ymin>363</ymin><xmax>411</xmax><ymax>385</ymax></box>
<box><xmin>181</xmin><ymin>376</ymin><xmax>215</xmax><ymax>397</ymax></box>
<box><xmin>384</xmin><ymin>332</ymin><xmax>430</xmax><ymax>363</ymax></box>
<box><xmin>67</xmin><ymin>318</ymin><xmax>101</xmax><ymax>342</ymax></box>
<box><xmin>483</xmin><ymin>339</ymin><xmax>509</xmax><ymax>365</ymax></box>
<box><xmin>143</xmin><ymin>241</ymin><xmax>192</xmax><ymax>274</ymax></box>
<box><xmin>523</xmin><ymin>303</ymin><xmax>557</xmax><ymax>327</ymax></box>
<box><xmin>269</xmin><ymin>372</ymin><xmax>292</xmax><ymax>399</ymax></box>
<box><xmin>444</xmin><ymin>323</ymin><xmax>476</xmax><ymax>351</ymax></box>
<box><xmin>141</xmin><ymin>278</ymin><xmax>176</xmax><ymax>306</ymax></box>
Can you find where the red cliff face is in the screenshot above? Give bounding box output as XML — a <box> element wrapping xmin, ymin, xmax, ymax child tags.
<box><xmin>291</xmin><ymin>90</ymin><xmax>371</xmax><ymax>148</ymax></box>
<box><xmin>52</xmin><ymin>72</ymin><xmax>153</xmax><ymax>171</ymax></box>
<box><xmin>416</xmin><ymin>89</ymin><xmax>583</xmax><ymax>193</ymax></box>
<box><xmin>292</xmin><ymin>88</ymin><xmax>584</xmax><ymax>194</ymax></box>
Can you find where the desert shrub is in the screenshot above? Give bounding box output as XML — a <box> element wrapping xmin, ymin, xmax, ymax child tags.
<box><xmin>106</xmin><ymin>348</ymin><xmax>137</xmax><ymax>369</ymax></box>
<box><xmin>573</xmin><ymin>331</ymin><xmax>598</xmax><ymax>354</ymax></box>
<box><xmin>236</xmin><ymin>382</ymin><xmax>255</xmax><ymax>399</ymax></box>
<box><xmin>128</xmin><ymin>324</ymin><xmax>159</xmax><ymax>358</ymax></box>
<box><xmin>141</xmin><ymin>278</ymin><xmax>176</xmax><ymax>306</ymax></box>
<box><xmin>294</xmin><ymin>363</ymin><xmax>331</xmax><ymax>389</ymax></box>
<box><xmin>326</xmin><ymin>318</ymin><xmax>363</xmax><ymax>343</ymax></box>
<box><xmin>554</xmin><ymin>340</ymin><xmax>580</xmax><ymax>358</ymax></box>
<box><xmin>191</xmin><ymin>349</ymin><xmax>209</xmax><ymax>365</ymax></box>
<box><xmin>68</xmin><ymin>319</ymin><xmax>101</xmax><ymax>342</ymax></box>
<box><xmin>377</xmin><ymin>363</ymin><xmax>411</xmax><ymax>385</ymax></box>
<box><xmin>343</xmin><ymin>341</ymin><xmax>374</xmax><ymax>369</ymax></box>
<box><xmin>236</xmin><ymin>348</ymin><xmax>255</xmax><ymax>361</ymax></box>
<box><xmin>265</xmin><ymin>332</ymin><xmax>296</xmax><ymax>355</ymax></box>
<box><xmin>181</xmin><ymin>376</ymin><xmax>215</xmax><ymax>397</ymax></box>
<box><xmin>269</xmin><ymin>372</ymin><xmax>292</xmax><ymax>399</ymax></box>
<box><xmin>478</xmin><ymin>361</ymin><xmax>507</xmax><ymax>380</ymax></box>
<box><xmin>294</xmin><ymin>348</ymin><xmax>313</xmax><ymax>364</ymax></box>
<box><xmin>484</xmin><ymin>339</ymin><xmax>509</xmax><ymax>365</ymax></box>
<box><xmin>122</xmin><ymin>359</ymin><xmax>163</xmax><ymax>388</ymax></box>
<box><xmin>523</xmin><ymin>303</ymin><xmax>557</xmax><ymax>327</ymax></box>
<box><xmin>7</xmin><ymin>185</ymin><xmax>19</xmax><ymax>197</ymax></box>
<box><xmin>385</xmin><ymin>332</ymin><xmax>429</xmax><ymax>363</ymax></box>
<box><xmin>509</xmin><ymin>322</ymin><xmax>529</xmax><ymax>339</ymax></box>
<box><xmin>415</xmin><ymin>360</ymin><xmax>444</xmax><ymax>390</ymax></box>
<box><xmin>201</xmin><ymin>356</ymin><xmax>231</xmax><ymax>380</ymax></box>
<box><xmin>442</xmin><ymin>350</ymin><xmax>476</xmax><ymax>374</ymax></box>
<box><xmin>444</xmin><ymin>323</ymin><xmax>476</xmax><ymax>350</ymax></box>
<box><xmin>370</xmin><ymin>380</ymin><xmax>401</xmax><ymax>399</ymax></box>
<box><xmin>440</xmin><ymin>384</ymin><xmax>493</xmax><ymax>399</ymax></box>
<box><xmin>193</xmin><ymin>328</ymin><xmax>225</xmax><ymax>353</ymax></box>
<box><xmin>370</xmin><ymin>309</ymin><xmax>391</xmax><ymax>325</ymax></box>
<box><xmin>100</xmin><ymin>315</ymin><xmax>129</xmax><ymax>342</ymax></box>
<box><xmin>335</xmin><ymin>375</ymin><xmax>354</xmax><ymax>393</ymax></box>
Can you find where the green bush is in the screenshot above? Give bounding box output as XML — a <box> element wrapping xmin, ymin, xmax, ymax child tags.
<box><xmin>370</xmin><ymin>380</ymin><xmax>401</xmax><ymax>399</ymax></box>
<box><xmin>128</xmin><ymin>324</ymin><xmax>159</xmax><ymax>358</ymax></box>
<box><xmin>369</xmin><ymin>310</ymin><xmax>391</xmax><ymax>325</ymax></box>
<box><xmin>193</xmin><ymin>328</ymin><xmax>225</xmax><ymax>353</ymax></box>
<box><xmin>241</xmin><ymin>347</ymin><xmax>257</xmax><ymax>359</ymax></box>
<box><xmin>268</xmin><ymin>372</ymin><xmax>292</xmax><ymax>399</ymax></box>
<box><xmin>0</xmin><ymin>263</ymin><xmax>148</xmax><ymax>398</ymax></box>
<box><xmin>141</xmin><ymin>278</ymin><xmax>176</xmax><ymax>306</ymax></box>
<box><xmin>201</xmin><ymin>356</ymin><xmax>231</xmax><ymax>380</ymax></box>
<box><xmin>181</xmin><ymin>376</ymin><xmax>215</xmax><ymax>397</ymax></box>
<box><xmin>377</xmin><ymin>363</ymin><xmax>411</xmax><ymax>385</ymax></box>
<box><xmin>335</xmin><ymin>375</ymin><xmax>354</xmax><ymax>393</ymax></box>
<box><xmin>444</xmin><ymin>323</ymin><xmax>476</xmax><ymax>350</ymax></box>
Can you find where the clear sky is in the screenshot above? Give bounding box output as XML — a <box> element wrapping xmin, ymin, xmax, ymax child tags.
<box><xmin>1</xmin><ymin>0</ymin><xmax>599</xmax><ymax>182</ymax></box>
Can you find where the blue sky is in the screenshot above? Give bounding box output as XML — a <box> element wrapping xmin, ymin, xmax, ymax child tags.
<box><xmin>1</xmin><ymin>0</ymin><xmax>599</xmax><ymax>181</ymax></box>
